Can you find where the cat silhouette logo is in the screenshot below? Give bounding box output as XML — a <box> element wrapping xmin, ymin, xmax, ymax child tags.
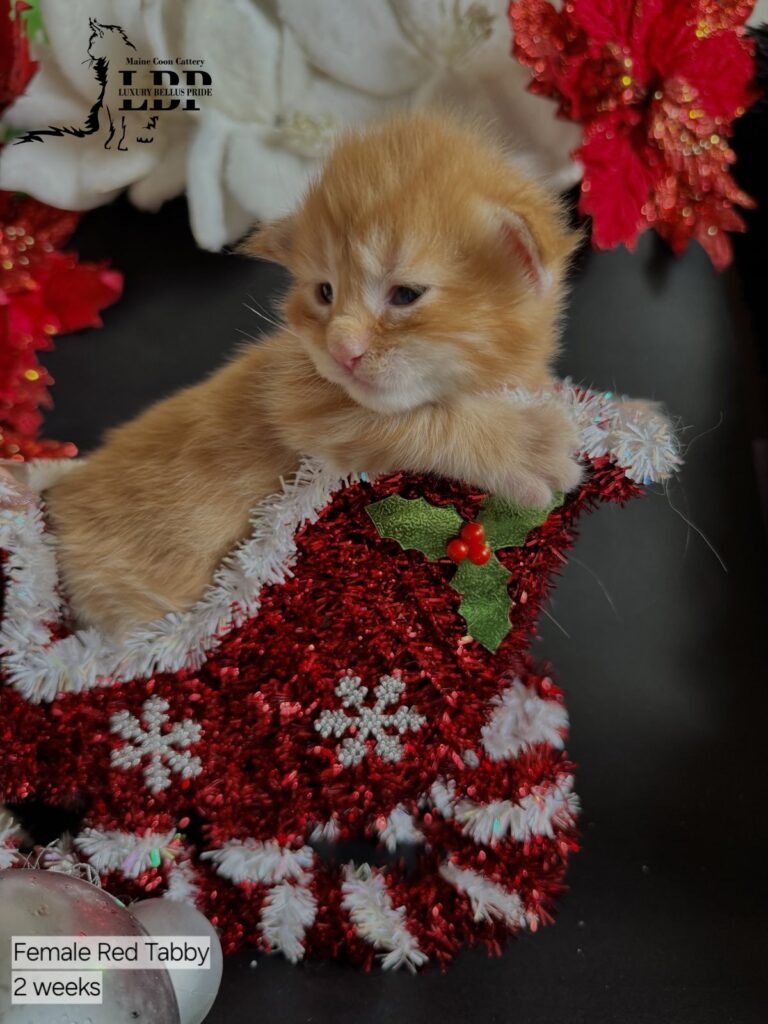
<box><xmin>15</xmin><ymin>17</ymin><xmax>211</xmax><ymax>152</ymax></box>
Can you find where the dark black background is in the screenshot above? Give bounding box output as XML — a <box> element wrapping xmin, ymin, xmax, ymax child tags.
<box><xmin>36</xmin><ymin>192</ymin><xmax>768</xmax><ymax>1024</ymax></box>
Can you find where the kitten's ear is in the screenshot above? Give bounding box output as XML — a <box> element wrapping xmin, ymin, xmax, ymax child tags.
<box><xmin>493</xmin><ymin>208</ymin><xmax>552</xmax><ymax>292</ymax></box>
<box><xmin>239</xmin><ymin>215</ymin><xmax>295</xmax><ymax>266</ymax></box>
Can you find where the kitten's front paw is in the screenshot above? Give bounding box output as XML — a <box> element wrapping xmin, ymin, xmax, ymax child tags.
<box><xmin>496</xmin><ymin>402</ymin><xmax>583</xmax><ymax>507</ymax></box>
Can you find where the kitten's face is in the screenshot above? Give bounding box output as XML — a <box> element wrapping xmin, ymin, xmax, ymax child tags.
<box><xmin>247</xmin><ymin>117</ymin><xmax>577</xmax><ymax>413</ymax></box>
<box><xmin>283</xmin><ymin>220</ymin><xmax>481</xmax><ymax>413</ymax></box>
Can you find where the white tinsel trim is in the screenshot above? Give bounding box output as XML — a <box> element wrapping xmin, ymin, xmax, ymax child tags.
<box><xmin>453</xmin><ymin>775</ymin><xmax>579</xmax><ymax>846</ymax></box>
<box><xmin>202</xmin><ymin>839</ymin><xmax>314</xmax><ymax>885</ymax></box>
<box><xmin>309</xmin><ymin>818</ymin><xmax>341</xmax><ymax>844</ymax></box>
<box><xmin>75</xmin><ymin>827</ymin><xmax>181</xmax><ymax>879</ymax></box>
<box><xmin>164</xmin><ymin>860</ymin><xmax>201</xmax><ymax>904</ymax></box>
<box><xmin>607</xmin><ymin>401</ymin><xmax>682</xmax><ymax>485</ymax></box>
<box><xmin>259</xmin><ymin>881</ymin><xmax>318</xmax><ymax>963</ymax></box>
<box><xmin>341</xmin><ymin>863</ymin><xmax>428</xmax><ymax>972</ymax></box>
<box><xmin>0</xmin><ymin>457</ymin><xmax>348</xmax><ymax>701</ymax></box>
<box><xmin>0</xmin><ymin>497</ymin><xmax>63</xmax><ymax>689</ymax></box>
<box><xmin>429</xmin><ymin>779</ymin><xmax>457</xmax><ymax>819</ymax></box>
<box><xmin>439</xmin><ymin>861</ymin><xmax>528</xmax><ymax>929</ymax></box>
<box><xmin>30</xmin><ymin>833</ymin><xmax>102</xmax><ymax>886</ymax></box>
<box><xmin>35</xmin><ymin>833</ymin><xmax>78</xmax><ymax>874</ymax></box>
<box><xmin>501</xmin><ymin>381</ymin><xmax>682</xmax><ymax>484</ymax></box>
<box><xmin>0</xmin><ymin>384</ymin><xmax>680</xmax><ymax>701</ymax></box>
<box><xmin>429</xmin><ymin>774</ymin><xmax>578</xmax><ymax>845</ymax></box>
<box><xmin>481</xmin><ymin>677</ymin><xmax>568</xmax><ymax>761</ymax></box>
<box><xmin>378</xmin><ymin>806</ymin><xmax>424</xmax><ymax>853</ymax></box>
<box><xmin>0</xmin><ymin>805</ymin><xmax>23</xmax><ymax>869</ymax></box>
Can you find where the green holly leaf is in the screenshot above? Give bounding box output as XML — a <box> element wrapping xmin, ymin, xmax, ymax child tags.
<box><xmin>366</xmin><ymin>495</ymin><xmax>463</xmax><ymax>560</ymax></box>
<box><xmin>366</xmin><ymin>489</ymin><xmax>564</xmax><ymax>653</ymax></box>
<box><xmin>478</xmin><ymin>492</ymin><xmax>563</xmax><ymax>551</ymax></box>
<box><xmin>451</xmin><ymin>554</ymin><xmax>512</xmax><ymax>652</ymax></box>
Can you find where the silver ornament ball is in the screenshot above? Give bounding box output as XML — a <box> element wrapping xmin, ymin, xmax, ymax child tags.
<box><xmin>130</xmin><ymin>899</ymin><xmax>223</xmax><ymax>1024</ymax></box>
<box><xmin>0</xmin><ymin>869</ymin><xmax>180</xmax><ymax>1024</ymax></box>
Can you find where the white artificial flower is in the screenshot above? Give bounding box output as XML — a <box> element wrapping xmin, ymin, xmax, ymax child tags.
<box><xmin>0</xmin><ymin>0</ymin><xmax>580</xmax><ymax>251</ymax></box>
<box><xmin>749</xmin><ymin>0</ymin><xmax>768</xmax><ymax>25</ymax></box>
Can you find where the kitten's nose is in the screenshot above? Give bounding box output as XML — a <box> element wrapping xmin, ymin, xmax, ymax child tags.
<box><xmin>329</xmin><ymin>335</ymin><xmax>369</xmax><ymax>373</ymax></box>
<box><xmin>338</xmin><ymin>352</ymin><xmax>364</xmax><ymax>372</ymax></box>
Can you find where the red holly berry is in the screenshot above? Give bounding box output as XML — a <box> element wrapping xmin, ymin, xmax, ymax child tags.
<box><xmin>446</xmin><ymin>538</ymin><xmax>469</xmax><ymax>562</ymax></box>
<box><xmin>468</xmin><ymin>542</ymin><xmax>492</xmax><ymax>566</ymax></box>
<box><xmin>460</xmin><ymin>522</ymin><xmax>485</xmax><ymax>544</ymax></box>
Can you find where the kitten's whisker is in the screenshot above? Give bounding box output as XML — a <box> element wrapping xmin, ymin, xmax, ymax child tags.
<box><xmin>246</xmin><ymin>294</ymin><xmax>283</xmax><ymax>321</ymax></box>
<box><xmin>567</xmin><ymin>556</ymin><xmax>621</xmax><ymax>622</ymax></box>
<box><xmin>247</xmin><ymin>293</ymin><xmax>295</xmax><ymax>319</ymax></box>
<box><xmin>680</xmin><ymin>412</ymin><xmax>724</xmax><ymax>456</ymax></box>
<box><xmin>235</xmin><ymin>328</ymin><xmax>259</xmax><ymax>343</ymax></box>
<box><xmin>242</xmin><ymin>302</ymin><xmax>288</xmax><ymax>335</ymax></box>
<box><xmin>242</xmin><ymin>299</ymin><xmax>303</xmax><ymax>342</ymax></box>
<box><xmin>664</xmin><ymin>478</ymin><xmax>728</xmax><ymax>574</ymax></box>
<box><xmin>541</xmin><ymin>606</ymin><xmax>571</xmax><ymax>639</ymax></box>
<box><xmin>242</xmin><ymin>302</ymin><xmax>280</xmax><ymax>328</ymax></box>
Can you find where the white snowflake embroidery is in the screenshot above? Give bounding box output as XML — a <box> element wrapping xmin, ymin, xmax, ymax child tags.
<box><xmin>110</xmin><ymin>696</ymin><xmax>203</xmax><ymax>794</ymax></box>
<box><xmin>315</xmin><ymin>674</ymin><xmax>426</xmax><ymax>768</ymax></box>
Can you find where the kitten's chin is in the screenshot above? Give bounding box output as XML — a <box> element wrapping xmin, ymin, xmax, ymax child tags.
<box><xmin>342</xmin><ymin>381</ymin><xmax>428</xmax><ymax>414</ymax></box>
<box><xmin>306</xmin><ymin>347</ymin><xmax>437</xmax><ymax>414</ymax></box>
<box><xmin>332</xmin><ymin>370</ymin><xmax>440</xmax><ymax>414</ymax></box>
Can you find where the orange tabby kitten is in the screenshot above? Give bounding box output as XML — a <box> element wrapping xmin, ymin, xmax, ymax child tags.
<box><xmin>44</xmin><ymin>114</ymin><xmax>583</xmax><ymax>638</ymax></box>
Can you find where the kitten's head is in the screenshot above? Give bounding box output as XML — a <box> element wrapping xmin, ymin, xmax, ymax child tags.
<box><xmin>243</xmin><ymin>114</ymin><xmax>579</xmax><ymax>414</ymax></box>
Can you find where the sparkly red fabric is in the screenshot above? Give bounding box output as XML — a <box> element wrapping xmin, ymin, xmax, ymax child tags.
<box><xmin>0</xmin><ymin>459</ymin><xmax>641</xmax><ymax>966</ymax></box>
<box><xmin>509</xmin><ymin>0</ymin><xmax>758</xmax><ymax>269</ymax></box>
<box><xmin>0</xmin><ymin>1</ymin><xmax>36</xmax><ymax>116</ymax></box>
<box><xmin>0</xmin><ymin>193</ymin><xmax>123</xmax><ymax>460</ymax></box>
<box><xmin>0</xmin><ymin>3</ymin><xmax>120</xmax><ymax>459</ymax></box>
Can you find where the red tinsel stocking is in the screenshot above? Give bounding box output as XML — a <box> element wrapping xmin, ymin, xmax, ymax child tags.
<box><xmin>0</xmin><ymin>388</ymin><xmax>681</xmax><ymax>969</ymax></box>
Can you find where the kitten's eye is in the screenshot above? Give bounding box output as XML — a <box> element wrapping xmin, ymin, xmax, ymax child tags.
<box><xmin>388</xmin><ymin>285</ymin><xmax>426</xmax><ymax>307</ymax></box>
<box><xmin>317</xmin><ymin>282</ymin><xmax>333</xmax><ymax>304</ymax></box>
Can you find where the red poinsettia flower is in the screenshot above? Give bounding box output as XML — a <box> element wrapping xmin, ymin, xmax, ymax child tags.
<box><xmin>0</xmin><ymin>194</ymin><xmax>122</xmax><ymax>458</ymax></box>
<box><xmin>0</xmin><ymin>0</ymin><xmax>37</xmax><ymax>117</ymax></box>
<box><xmin>509</xmin><ymin>0</ymin><xmax>759</xmax><ymax>268</ymax></box>
<box><xmin>0</xmin><ymin>5</ymin><xmax>120</xmax><ymax>460</ymax></box>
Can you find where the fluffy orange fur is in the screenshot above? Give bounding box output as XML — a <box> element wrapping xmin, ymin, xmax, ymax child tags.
<box><xmin>44</xmin><ymin>113</ymin><xmax>583</xmax><ymax>638</ymax></box>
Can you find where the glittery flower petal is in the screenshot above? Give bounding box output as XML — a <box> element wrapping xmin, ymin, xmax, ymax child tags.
<box><xmin>577</xmin><ymin>112</ymin><xmax>659</xmax><ymax>250</ymax></box>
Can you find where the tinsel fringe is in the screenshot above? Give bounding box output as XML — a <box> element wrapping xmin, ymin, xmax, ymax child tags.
<box><xmin>341</xmin><ymin>863</ymin><xmax>429</xmax><ymax>972</ymax></box>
